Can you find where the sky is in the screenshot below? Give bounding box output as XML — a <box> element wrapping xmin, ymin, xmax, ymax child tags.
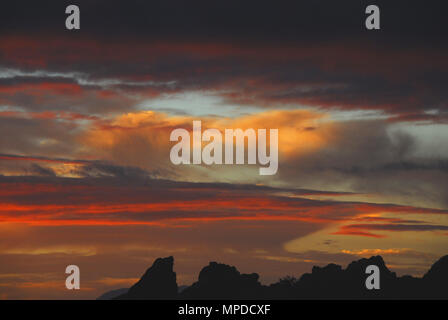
<box><xmin>0</xmin><ymin>0</ymin><xmax>447</xmax><ymax>299</ymax></box>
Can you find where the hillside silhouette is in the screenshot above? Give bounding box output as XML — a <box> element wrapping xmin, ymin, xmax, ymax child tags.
<box><xmin>107</xmin><ymin>255</ymin><xmax>448</xmax><ymax>299</ymax></box>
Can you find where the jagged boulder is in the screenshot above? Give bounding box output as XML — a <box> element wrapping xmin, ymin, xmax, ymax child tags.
<box><xmin>293</xmin><ymin>256</ymin><xmax>399</xmax><ymax>299</ymax></box>
<box><xmin>296</xmin><ymin>263</ymin><xmax>345</xmax><ymax>298</ymax></box>
<box><xmin>343</xmin><ymin>255</ymin><xmax>397</xmax><ymax>298</ymax></box>
<box><xmin>180</xmin><ymin>261</ymin><xmax>263</xmax><ymax>299</ymax></box>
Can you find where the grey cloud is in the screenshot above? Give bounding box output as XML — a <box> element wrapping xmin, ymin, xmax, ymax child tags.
<box><xmin>278</xmin><ymin>119</ymin><xmax>448</xmax><ymax>208</ymax></box>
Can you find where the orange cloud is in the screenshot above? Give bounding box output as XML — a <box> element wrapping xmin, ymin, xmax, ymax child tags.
<box><xmin>341</xmin><ymin>248</ymin><xmax>406</xmax><ymax>256</ymax></box>
<box><xmin>80</xmin><ymin>109</ymin><xmax>334</xmax><ymax>175</ymax></box>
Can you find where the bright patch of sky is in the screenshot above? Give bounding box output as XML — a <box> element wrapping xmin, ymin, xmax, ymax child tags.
<box><xmin>136</xmin><ymin>91</ymin><xmax>265</xmax><ymax>118</ymax></box>
<box><xmin>0</xmin><ymin>105</ymin><xmax>26</xmax><ymax>112</ymax></box>
<box><xmin>0</xmin><ymin>68</ymin><xmax>175</xmax><ymax>89</ymax></box>
<box><xmin>328</xmin><ymin>109</ymin><xmax>389</xmax><ymax>122</ymax></box>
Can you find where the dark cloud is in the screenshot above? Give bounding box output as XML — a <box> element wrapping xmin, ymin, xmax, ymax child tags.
<box><xmin>341</xmin><ymin>223</ymin><xmax>448</xmax><ymax>232</ymax></box>
<box><xmin>0</xmin><ymin>116</ymin><xmax>79</xmax><ymax>156</ymax></box>
<box><xmin>362</xmin><ymin>160</ymin><xmax>448</xmax><ymax>173</ymax></box>
<box><xmin>74</xmin><ymin>161</ymin><xmax>156</xmax><ymax>179</ymax></box>
<box><xmin>28</xmin><ymin>163</ymin><xmax>56</xmax><ymax>177</ymax></box>
<box><xmin>0</xmin><ymin>2</ymin><xmax>447</xmax><ymax>117</ymax></box>
<box><xmin>2</xmin><ymin>42</ymin><xmax>447</xmax><ymax>117</ymax></box>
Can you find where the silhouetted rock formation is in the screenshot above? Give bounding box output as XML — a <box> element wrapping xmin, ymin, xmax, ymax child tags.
<box><xmin>109</xmin><ymin>254</ymin><xmax>448</xmax><ymax>300</ymax></box>
<box><xmin>179</xmin><ymin>262</ymin><xmax>263</xmax><ymax>299</ymax></box>
<box><xmin>294</xmin><ymin>256</ymin><xmax>400</xmax><ymax>299</ymax></box>
<box><xmin>116</xmin><ymin>256</ymin><xmax>177</xmax><ymax>299</ymax></box>
<box><xmin>97</xmin><ymin>288</ymin><xmax>128</xmax><ymax>300</ymax></box>
<box><xmin>422</xmin><ymin>255</ymin><xmax>448</xmax><ymax>299</ymax></box>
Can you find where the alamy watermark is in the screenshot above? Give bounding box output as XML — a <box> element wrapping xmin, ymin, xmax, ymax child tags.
<box><xmin>169</xmin><ymin>121</ymin><xmax>278</xmax><ymax>175</ymax></box>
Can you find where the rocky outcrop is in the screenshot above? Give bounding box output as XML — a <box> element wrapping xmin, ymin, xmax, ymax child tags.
<box><xmin>422</xmin><ymin>255</ymin><xmax>448</xmax><ymax>298</ymax></box>
<box><xmin>108</xmin><ymin>254</ymin><xmax>448</xmax><ymax>300</ymax></box>
<box><xmin>116</xmin><ymin>256</ymin><xmax>177</xmax><ymax>299</ymax></box>
<box><xmin>180</xmin><ymin>262</ymin><xmax>263</xmax><ymax>299</ymax></box>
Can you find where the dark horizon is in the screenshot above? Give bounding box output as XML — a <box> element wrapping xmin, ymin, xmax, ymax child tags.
<box><xmin>99</xmin><ymin>253</ymin><xmax>448</xmax><ymax>300</ymax></box>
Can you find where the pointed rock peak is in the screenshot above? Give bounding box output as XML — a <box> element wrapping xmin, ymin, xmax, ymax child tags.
<box><xmin>142</xmin><ymin>256</ymin><xmax>174</xmax><ymax>276</ymax></box>
<box><xmin>424</xmin><ymin>254</ymin><xmax>448</xmax><ymax>280</ymax></box>
<box><xmin>365</xmin><ymin>255</ymin><xmax>386</xmax><ymax>267</ymax></box>
<box><xmin>118</xmin><ymin>256</ymin><xmax>178</xmax><ymax>299</ymax></box>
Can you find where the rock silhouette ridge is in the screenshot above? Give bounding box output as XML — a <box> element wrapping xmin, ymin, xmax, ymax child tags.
<box><xmin>111</xmin><ymin>254</ymin><xmax>448</xmax><ymax>299</ymax></box>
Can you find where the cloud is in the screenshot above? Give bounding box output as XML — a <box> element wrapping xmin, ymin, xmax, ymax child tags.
<box><xmin>0</xmin><ymin>174</ymin><xmax>446</xmax><ymax>227</ymax></box>
<box><xmin>1</xmin><ymin>0</ymin><xmax>448</xmax><ymax>299</ymax></box>
<box><xmin>1</xmin><ymin>106</ymin><xmax>447</xmax><ymax>210</ymax></box>
<box><xmin>337</xmin><ymin>223</ymin><xmax>448</xmax><ymax>233</ymax></box>
<box><xmin>27</xmin><ymin>164</ymin><xmax>56</xmax><ymax>177</ymax></box>
<box><xmin>275</xmin><ymin>119</ymin><xmax>448</xmax><ymax>209</ymax></box>
<box><xmin>0</xmin><ymin>115</ymin><xmax>80</xmax><ymax>157</ymax></box>
<box><xmin>1</xmin><ymin>36</ymin><xmax>447</xmax><ymax>119</ymax></box>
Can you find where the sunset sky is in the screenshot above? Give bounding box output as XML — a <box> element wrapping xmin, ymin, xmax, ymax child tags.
<box><xmin>0</xmin><ymin>0</ymin><xmax>447</xmax><ymax>299</ymax></box>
